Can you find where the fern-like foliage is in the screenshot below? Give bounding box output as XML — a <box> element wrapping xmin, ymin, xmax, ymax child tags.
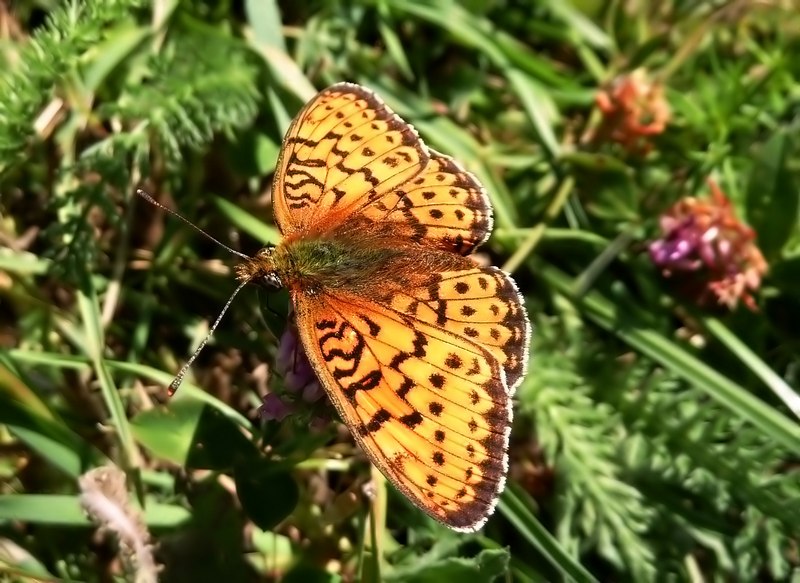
<box><xmin>0</xmin><ymin>0</ymin><xmax>148</xmax><ymax>175</ymax></box>
<box><xmin>517</xmin><ymin>313</ymin><xmax>657</xmax><ymax>581</ymax></box>
<box><xmin>1</xmin><ymin>1</ymin><xmax>262</xmax><ymax>286</ymax></box>
<box><xmin>604</xmin><ymin>364</ymin><xmax>799</xmax><ymax>580</ymax></box>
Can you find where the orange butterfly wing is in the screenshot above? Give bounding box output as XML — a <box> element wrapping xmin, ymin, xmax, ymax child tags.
<box><xmin>291</xmin><ymin>249</ymin><xmax>528</xmax><ymax>531</ymax></box>
<box><xmin>269</xmin><ymin>83</ymin><xmax>530</xmax><ymax>530</ymax></box>
<box><xmin>272</xmin><ymin>84</ymin><xmax>492</xmax><ymax>255</ymax></box>
<box><xmin>272</xmin><ymin>84</ymin><xmax>427</xmax><ymax>238</ymax></box>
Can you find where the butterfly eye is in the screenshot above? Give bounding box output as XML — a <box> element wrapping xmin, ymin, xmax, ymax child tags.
<box><xmin>258</xmin><ymin>272</ymin><xmax>283</xmax><ymax>291</ymax></box>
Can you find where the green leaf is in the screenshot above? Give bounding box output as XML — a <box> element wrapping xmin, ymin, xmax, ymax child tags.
<box><xmin>704</xmin><ymin>316</ymin><xmax>800</xmax><ymax>420</ymax></box>
<box><xmin>0</xmin><ymin>495</ymin><xmax>189</xmax><ymax>527</ymax></box>
<box><xmin>130</xmin><ymin>398</ymin><xmax>206</xmax><ymax>465</ymax></box>
<box><xmin>76</xmin><ymin>275</ymin><xmax>138</xmax><ymax>472</ymax></box>
<box><xmin>385</xmin><ymin>548</ymin><xmax>509</xmax><ymax>582</ymax></box>
<box><xmin>500</xmin><ymin>484</ymin><xmax>599</xmax><ymax>583</ymax></box>
<box><xmin>0</xmin><ymin>361</ymin><xmax>107</xmax><ymax>476</ymax></box>
<box><xmin>212</xmin><ymin>195</ymin><xmax>281</xmax><ymax>245</ymax></box>
<box><xmin>234</xmin><ymin>458</ymin><xmax>299</xmax><ymax>531</ymax></box>
<box><xmin>131</xmin><ymin>399</ymin><xmax>257</xmax><ymax>468</ymax></box>
<box><xmin>246</xmin><ymin>0</ymin><xmax>286</xmax><ymax>52</ymax></box>
<box><xmin>745</xmin><ymin>131</ymin><xmax>799</xmax><ymax>259</ymax></box>
<box><xmin>81</xmin><ymin>25</ymin><xmax>149</xmax><ymax>93</ymax></box>
<box><xmin>540</xmin><ymin>262</ymin><xmax>800</xmax><ymax>453</ymax></box>
<box><xmin>8</xmin><ymin>426</ymin><xmax>92</xmax><ymax>479</ymax></box>
<box><xmin>768</xmin><ymin>255</ymin><xmax>800</xmax><ymax>295</ymax></box>
<box><xmin>185</xmin><ymin>403</ymin><xmax>260</xmax><ymax>470</ymax></box>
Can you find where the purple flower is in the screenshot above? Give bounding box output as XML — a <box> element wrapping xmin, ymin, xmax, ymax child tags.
<box><xmin>648</xmin><ymin>181</ymin><xmax>768</xmax><ymax>310</ymax></box>
<box><xmin>257</xmin><ymin>324</ymin><xmax>328</xmax><ymax>425</ymax></box>
<box><xmin>276</xmin><ymin>325</ymin><xmax>324</xmax><ymax>403</ymax></box>
<box><xmin>258</xmin><ymin>393</ymin><xmax>295</xmax><ymax>422</ymax></box>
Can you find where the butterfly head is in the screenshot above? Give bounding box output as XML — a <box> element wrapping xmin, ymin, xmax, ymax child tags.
<box><xmin>235</xmin><ymin>246</ymin><xmax>282</xmax><ymax>290</ymax></box>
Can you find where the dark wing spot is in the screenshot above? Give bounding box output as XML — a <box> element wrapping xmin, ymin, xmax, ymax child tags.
<box><xmin>426</xmin><ymin>474</ymin><xmax>438</xmax><ymax>486</ymax></box>
<box><xmin>362</xmin><ymin>146</ymin><xmax>375</xmax><ymax>156</ymax></box>
<box><xmin>436</xmin><ymin>173</ymin><xmax>445</xmax><ymax>182</ymax></box>
<box><xmin>351</xmin><ymin>134</ymin><xmax>363</xmax><ymax>142</ymax></box>
<box><xmin>429</xmin><ymin>402</ymin><xmax>444</xmax><ymax>416</ymax></box>
<box><xmin>468</xmin><ymin>418</ymin><xmax>478</xmax><ymax>432</ymax></box>
<box><xmin>444</xmin><ymin>353</ymin><xmax>462</xmax><ymax>369</ymax></box>
<box><xmin>397</xmin><ymin>378</ymin><xmax>415</xmax><ymax>400</ymax></box>
<box><xmin>466</xmin><ymin>467</ymin><xmax>474</xmax><ymax>480</ymax></box>
<box><xmin>399</xmin><ymin>411</ymin><xmax>423</xmax><ymax>428</ymax></box>
<box><xmin>429</xmin><ymin>209</ymin><xmax>444</xmax><ymax>219</ymax></box>
<box><xmin>456</xmin><ymin>488</ymin><xmax>467</xmax><ymax>499</ymax></box>
<box><xmin>478</xmin><ymin>277</ymin><xmax>488</xmax><ymax>290</ymax></box>
<box><xmin>432</xmin><ymin>451</ymin><xmax>445</xmax><ymax>466</ymax></box>
<box><xmin>461</xmin><ymin>305</ymin><xmax>476</xmax><ymax>317</ymax></box>
<box><xmin>490</xmin><ymin>304</ymin><xmax>500</xmax><ymax>316</ymax></box>
<box><xmin>455</xmin><ymin>209</ymin><xmax>465</xmax><ymax>221</ymax></box>
<box><xmin>434</xmin><ymin>430</ymin><xmax>445</xmax><ymax>442</ymax></box>
<box><xmin>343</xmin><ymin>370</ymin><xmax>382</xmax><ymax>402</ymax></box>
<box><xmin>383</xmin><ymin>156</ymin><xmax>399</xmax><ymax>167</ymax></box>
<box><xmin>464</xmin><ymin>327</ymin><xmax>479</xmax><ymax>338</ymax></box>
<box><xmin>455</xmin><ymin>281</ymin><xmax>469</xmax><ymax>294</ymax></box>
<box><xmin>344</xmin><ymin>121</ymin><xmax>353</xmax><ymax>128</ymax></box>
<box><xmin>335</xmin><ymin>111</ymin><xmax>344</xmax><ymax>118</ymax></box>
<box><xmin>429</xmin><ymin>374</ymin><xmax>445</xmax><ymax>389</ymax></box>
<box><xmin>365</xmin><ymin>408</ymin><xmax>391</xmax><ymax>433</ymax></box>
<box><xmin>422</xmin><ymin>191</ymin><xmax>436</xmax><ymax>200</ymax></box>
<box><xmin>360</xmin><ymin>314</ymin><xmax>381</xmax><ymax>336</ymax></box>
<box><xmin>466</xmin><ymin>444</ymin><xmax>475</xmax><ymax>458</ymax></box>
<box><xmin>470</xmin><ymin>389</ymin><xmax>480</xmax><ymax>405</ymax></box>
<box><xmin>490</xmin><ymin>328</ymin><xmax>500</xmax><ymax>340</ymax></box>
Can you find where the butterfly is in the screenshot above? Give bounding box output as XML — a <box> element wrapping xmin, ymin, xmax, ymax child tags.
<box><xmin>145</xmin><ymin>83</ymin><xmax>531</xmax><ymax>532</ymax></box>
<box><xmin>232</xmin><ymin>83</ymin><xmax>531</xmax><ymax>532</ymax></box>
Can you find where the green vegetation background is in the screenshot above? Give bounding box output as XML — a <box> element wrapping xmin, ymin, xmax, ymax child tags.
<box><xmin>1</xmin><ymin>1</ymin><xmax>798</xmax><ymax>581</ymax></box>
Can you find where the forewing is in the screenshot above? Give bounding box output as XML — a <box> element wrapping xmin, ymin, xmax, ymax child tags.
<box><xmin>359</xmin><ymin>150</ymin><xmax>493</xmax><ymax>255</ymax></box>
<box><xmin>274</xmin><ymin>84</ymin><xmax>493</xmax><ymax>255</ymax></box>
<box><xmin>273</xmin><ymin>83</ymin><xmax>428</xmax><ymax>237</ymax></box>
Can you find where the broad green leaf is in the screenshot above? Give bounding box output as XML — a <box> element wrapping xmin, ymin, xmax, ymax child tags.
<box><xmin>130</xmin><ymin>398</ymin><xmax>206</xmax><ymax>465</ymax></box>
<box><xmin>234</xmin><ymin>458</ymin><xmax>299</xmax><ymax>531</ymax></box>
<box><xmin>246</xmin><ymin>0</ymin><xmax>286</xmax><ymax>52</ymax></box>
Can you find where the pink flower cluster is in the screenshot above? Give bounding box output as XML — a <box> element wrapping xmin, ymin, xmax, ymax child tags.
<box><xmin>648</xmin><ymin>181</ymin><xmax>768</xmax><ymax>310</ymax></box>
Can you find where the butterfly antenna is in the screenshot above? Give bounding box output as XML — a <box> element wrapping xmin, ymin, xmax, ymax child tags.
<box><xmin>167</xmin><ymin>278</ymin><xmax>251</xmax><ymax>396</ymax></box>
<box><xmin>136</xmin><ymin>188</ymin><xmax>250</xmax><ymax>260</ymax></box>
